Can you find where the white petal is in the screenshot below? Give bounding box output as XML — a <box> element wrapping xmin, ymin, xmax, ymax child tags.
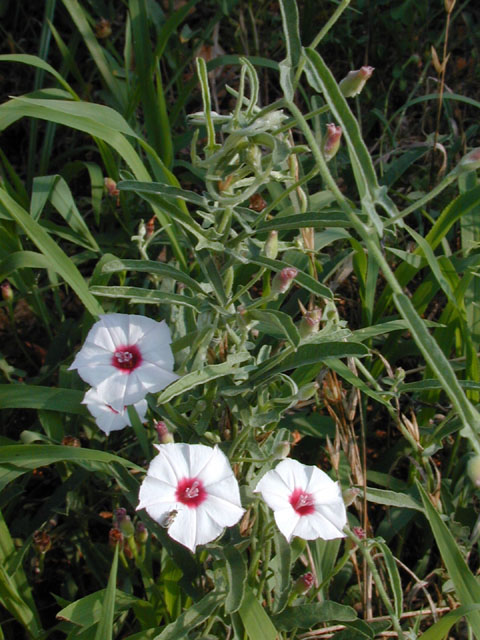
<box><xmin>316</xmin><ymin>502</ymin><xmax>347</xmax><ymax>535</ymax></box>
<box><xmin>148</xmin><ymin>443</ymin><xmax>189</xmax><ymax>482</ymax></box>
<box><xmin>95</xmin><ymin>314</ymin><xmax>130</xmax><ymax>347</ymax></box>
<box><xmin>255</xmin><ymin>470</ymin><xmax>292</xmax><ymax>511</ymax></box>
<box><xmin>95</xmin><ymin>372</ymin><xmax>131</xmax><ymax>412</ymax></box>
<box><xmin>137</xmin><ymin>476</ymin><xmax>177</xmax><ymax>510</ymax></box>
<box><xmin>132</xmin><ymin>398</ymin><xmax>148</xmax><ymax>422</ymax></box>
<box><xmin>203</xmin><ymin>494</ymin><xmax>244</xmax><ymax>527</ymax></box>
<box><xmin>275</xmin><ymin>458</ymin><xmax>310</xmax><ymax>490</ymax></box>
<box><xmin>134</xmin><ymin>362</ymin><xmax>179</xmax><ymax>393</ymax></box>
<box><xmin>294</xmin><ymin>510</ymin><xmax>346</xmax><ymax>540</ymax></box>
<box><xmin>131</xmin><ymin>317</ymin><xmax>173</xmax><ymax>347</ymax></box>
<box><xmin>192</xmin><ymin>445</ymin><xmax>232</xmax><ymax>483</ymax></box>
<box><xmin>274</xmin><ymin>507</ymin><xmax>300</xmax><ymax>542</ymax></box>
<box><xmin>168</xmin><ymin>508</ymin><xmax>199</xmax><ymax>551</ymax></box>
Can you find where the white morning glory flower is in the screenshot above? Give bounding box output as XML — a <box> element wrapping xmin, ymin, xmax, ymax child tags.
<box><xmin>255</xmin><ymin>458</ymin><xmax>347</xmax><ymax>542</ymax></box>
<box><xmin>137</xmin><ymin>443</ymin><xmax>245</xmax><ymax>552</ymax></box>
<box><xmin>82</xmin><ymin>387</ymin><xmax>148</xmax><ymax>435</ymax></box>
<box><xmin>69</xmin><ymin>313</ymin><xmax>178</xmax><ymax>412</ymax></box>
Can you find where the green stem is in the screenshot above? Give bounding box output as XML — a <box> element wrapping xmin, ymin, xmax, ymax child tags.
<box><xmin>344</xmin><ymin>527</ymin><xmax>405</xmax><ymax>639</ymax></box>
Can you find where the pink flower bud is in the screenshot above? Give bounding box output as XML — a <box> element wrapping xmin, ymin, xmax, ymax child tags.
<box><xmin>352</xmin><ymin>526</ymin><xmax>366</xmax><ymax>540</ymax></box>
<box><xmin>154</xmin><ymin>420</ymin><xmax>174</xmax><ymax>444</ymax></box>
<box><xmin>104</xmin><ymin>177</ymin><xmax>119</xmax><ymax>197</ymax></box>
<box><xmin>458</xmin><ymin>148</ymin><xmax>480</xmax><ymax>173</ymax></box>
<box><xmin>299</xmin><ymin>307</ymin><xmax>322</xmax><ymax>338</ymax></box>
<box><xmin>109</xmin><ymin>528</ymin><xmax>123</xmax><ymax>548</ymax></box>
<box><xmin>33</xmin><ymin>530</ymin><xmax>51</xmax><ymax>554</ymax></box>
<box><xmin>294</xmin><ymin>572</ymin><xmax>315</xmax><ymax>595</ymax></box>
<box><xmin>271</xmin><ymin>267</ymin><xmax>298</xmax><ymax>294</ymax></box>
<box><xmin>135</xmin><ymin>521</ymin><xmax>149</xmax><ymax>544</ymax></box>
<box><xmin>339</xmin><ymin>66</ymin><xmax>374</xmax><ymax>98</ymax></box>
<box><xmin>322</xmin><ymin>124</ymin><xmax>342</xmax><ymax>161</ymax></box>
<box><xmin>1</xmin><ymin>281</ymin><xmax>13</xmax><ymax>302</ymax></box>
<box><xmin>115</xmin><ymin>508</ymin><xmax>135</xmax><ymax>537</ymax></box>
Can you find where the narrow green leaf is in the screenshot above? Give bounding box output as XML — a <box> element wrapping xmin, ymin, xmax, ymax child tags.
<box><xmin>256</xmin><ymin>212</ymin><xmax>352</xmax><ymax>231</ymax></box>
<box><xmin>374</xmin><ymin>540</ymin><xmax>403</xmax><ymax>619</ymax></box>
<box><xmin>250</xmin><ymin>342</ymin><xmax>368</xmax><ymax>383</ymax></box>
<box><xmin>420</xmin><ymin>604</ymin><xmax>480</xmax><ymax>640</ymax></box>
<box><xmin>363</xmin><ymin>487</ymin><xmax>423</xmax><ymax>512</ymax></box>
<box><xmin>238</xmin><ymin>586</ymin><xmax>278</xmax><ymax>640</ymax></box>
<box><xmin>0</xmin><ymin>445</ymin><xmax>144</xmax><ymax>472</ymax></box>
<box><xmin>0</xmin><ymin>53</ymin><xmax>78</xmax><ymax>98</ymax></box>
<box><xmin>278</xmin><ymin>0</ymin><xmax>301</xmax><ymax>67</ymax></box>
<box><xmin>417</xmin><ymin>481</ymin><xmax>480</xmax><ymax>634</ymax></box>
<box><xmin>90</xmin><ymin>285</ymin><xmax>202</xmax><ymax>310</ymax></box>
<box><xmin>57</xmin><ymin>589</ymin><xmax>138</xmax><ymax>630</ymax></box>
<box><xmin>272</xmin><ymin>601</ymin><xmax>357</xmax><ymax>630</ymax></box>
<box><xmin>155</xmin><ymin>591</ymin><xmax>224</xmax><ymax>640</ymax></box>
<box><xmin>249</xmin><ymin>309</ymin><xmax>300</xmax><ymax>348</ymax></box>
<box><xmin>394</xmin><ymin>293</ymin><xmax>480</xmax><ymax>452</ymax></box>
<box><xmin>100</xmin><ymin>258</ymin><xmax>205</xmax><ymax>295</ymax></box>
<box><xmin>0</xmin><ymin>385</ymin><xmax>86</xmax><ymax>414</ymax></box>
<box><xmin>0</xmin><ymin>189</ymin><xmax>103</xmax><ymax>317</ymax></box>
<box><xmin>156</xmin><ymin>354</ymin><xmax>251</xmax><ymax>404</ymax></box>
<box><xmin>224</xmin><ymin>546</ymin><xmax>247</xmax><ymax>614</ymax></box>
<box><xmin>94</xmin><ymin>545</ymin><xmax>119</xmax><ymax>640</ymax></box>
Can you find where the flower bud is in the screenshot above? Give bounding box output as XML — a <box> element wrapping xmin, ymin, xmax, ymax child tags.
<box><xmin>273</xmin><ymin>441</ymin><xmax>291</xmax><ymax>460</ymax></box>
<box><xmin>264</xmin><ymin>231</ymin><xmax>278</xmax><ymax>260</ymax></box>
<box><xmin>115</xmin><ymin>508</ymin><xmax>135</xmax><ymax>538</ymax></box>
<box><xmin>61</xmin><ymin>435</ymin><xmax>81</xmax><ymax>447</ymax></box>
<box><xmin>444</xmin><ymin>0</ymin><xmax>456</xmax><ymax>13</ymax></box>
<box><xmin>457</xmin><ymin>148</ymin><xmax>480</xmax><ymax>174</ymax></box>
<box><xmin>339</xmin><ymin>66</ymin><xmax>374</xmax><ymax>98</ymax></box>
<box><xmin>109</xmin><ymin>528</ymin><xmax>124</xmax><ymax>548</ymax></box>
<box><xmin>293</xmin><ymin>572</ymin><xmax>314</xmax><ymax>595</ymax></box>
<box><xmin>468</xmin><ymin>455</ymin><xmax>480</xmax><ymax>487</ymax></box>
<box><xmin>33</xmin><ymin>530</ymin><xmax>51</xmax><ymax>554</ymax></box>
<box><xmin>1</xmin><ymin>281</ymin><xmax>13</xmax><ymax>302</ymax></box>
<box><xmin>95</xmin><ymin>18</ymin><xmax>112</xmax><ymax>39</ymax></box>
<box><xmin>343</xmin><ymin>487</ymin><xmax>361</xmax><ymax>507</ymax></box>
<box><xmin>104</xmin><ymin>177</ymin><xmax>119</xmax><ymax>197</ymax></box>
<box><xmin>352</xmin><ymin>526</ymin><xmax>366</xmax><ymax>540</ymax></box>
<box><xmin>135</xmin><ymin>521</ymin><xmax>149</xmax><ymax>545</ymax></box>
<box><xmin>249</xmin><ymin>193</ymin><xmax>267</xmax><ymax>212</ymax></box>
<box><xmin>299</xmin><ymin>307</ymin><xmax>322</xmax><ymax>338</ymax></box>
<box><xmin>271</xmin><ymin>267</ymin><xmax>298</xmax><ymax>295</ymax></box>
<box><xmin>322</xmin><ymin>124</ymin><xmax>342</xmax><ymax>161</ymax></box>
<box><xmin>154</xmin><ymin>420</ymin><xmax>174</xmax><ymax>444</ymax></box>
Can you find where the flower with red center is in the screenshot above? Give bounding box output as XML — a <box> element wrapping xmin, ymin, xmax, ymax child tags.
<box><xmin>69</xmin><ymin>313</ymin><xmax>178</xmax><ymax>412</ymax></box>
<box><xmin>254</xmin><ymin>458</ymin><xmax>347</xmax><ymax>542</ymax></box>
<box><xmin>137</xmin><ymin>443</ymin><xmax>245</xmax><ymax>552</ymax></box>
<box><xmin>82</xmin><ymin>387</ymin><xmax>147</xmax><ymax>435</ymax></box>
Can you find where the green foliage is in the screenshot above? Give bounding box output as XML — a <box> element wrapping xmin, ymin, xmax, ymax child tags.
<box><xmin>1</xmin><ymin>0</ymin><xmax>480</xmax><ymax>638</ymax></box>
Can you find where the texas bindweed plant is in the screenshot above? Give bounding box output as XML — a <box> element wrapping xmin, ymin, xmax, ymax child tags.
<box><xmin>3</xmin><ymin>0</ymin><xmax>480</xmax><ymax>639</ymax></box>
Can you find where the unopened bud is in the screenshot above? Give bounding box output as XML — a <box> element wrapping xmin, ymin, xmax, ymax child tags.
<box><xmin>343</xmin><ymin>487</ymin><xmax>360</xmax><ymax>507</ymax></box>
<box><xmin>146</xmin><ymin>215</ymin><xmax>156</xmax><ymax>239</ymax></box>
<box><xmin>95</xmin><ymin>18</ymin><xmax>112</xmax><ymax>39</ymax></box>
<box><xmin>135</xmin><ymin>521</ymin><xmax>148</xmax><ymax>545</ymax></box>
<box><xmin>249</xmin><ymin>193</ymin><xmax>267</xmax><ymax>212</ymax></box>
<box><xmin>299</xmin><ymin>307</ymin><xmax>322</xmax><ymax>338</ymax></box>
<box><xmin>137</xmin><ymin>219</ymin><xmax>146</xmax><ymax>241</ymax></box>
<box><xmin>1</xmin><ymin>281</ymin><xmax>13</xmax><ymax>302</ymax></box>
<box><xmin>104</xmin><ymin>177</ymin><xmax>119</xmax><ymax>197</ymax></box>
<box><xmin>297</xmin><ymin>381</ymin><xmax>319</xmax><ymax>402</ymax></box>
<box><xmin>154</xmin><ymin>420</ymin><xmax>174</xmax><ymax>444</ymax></box>
<box><xmin>273</xmin><ymin>441</ymin><xmax>291</xmax><ymax>459</ymax></box>
<box><xmin>115</xmin><ymin>508</ymin><xmax>135</xmax><ymax>537</ymax></box>
<box><xmin>293</xmin><ymin>572</ymin><xmax>314</xmax><ymax>595</ymax></box>
<box><xmin>264</xmin><ymin>230</ymin><xmax>278</xmax><ymax>260</ymax></box>
<box><xmin>61</xmin><ymin>435</ymin><xmax>81</xmax><ymax>447</ymax></box>
<box><xmin>457</xmin><ymin>148</ymin><xmax>480</xmax><ymax>173</ymax></box>
<box><xmin>468</xmin><ymin>455</ymin><xmax>480</xmax><ymax>488</ymax></box>
<box><xmin>246</xmin><ymin>143</ymin><xmax>262</xmax><ymax>170</ymax></box>
<box><xmin>33</xmin><ymin>530</ymin><xmax>51</xmax><ymax>554</ymax></box>
<box><xmin>444</xmin><ymin>0</ymin><xmax>456</xmax><ymax>13</ymax></box>
<box><xmin>352</xmin><ymin>526</ymin><xmax>366</xmax><ymax>540</ymax></box>
<box><xmin>322</xmin><ymin>124</ymin><xmax>342</xmax><ymax>161</ymax></box>
<box><xmin>224</xmin><ymin>266</ymin><xmax>234</xmax><ymax>297</ymax></box>
<box><xmin>339</xmin><ymin>66</ymin><xmax>374</xmax><ymax>98</ymax></box>
<box><xmin>271</xmin><ymin>267</ymin><xmax>298</xmax><ymax>294</ymax></box>
<box><xmin>109</xmin><ymin>528</ymin><xmax>124</xmax><ymax>548</ymax></box>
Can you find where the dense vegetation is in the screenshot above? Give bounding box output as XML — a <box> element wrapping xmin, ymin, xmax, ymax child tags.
<box><xmin>1</xmin><ymin>0</ymin><xmax>480</xmax><ymax>638</ymax></box>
